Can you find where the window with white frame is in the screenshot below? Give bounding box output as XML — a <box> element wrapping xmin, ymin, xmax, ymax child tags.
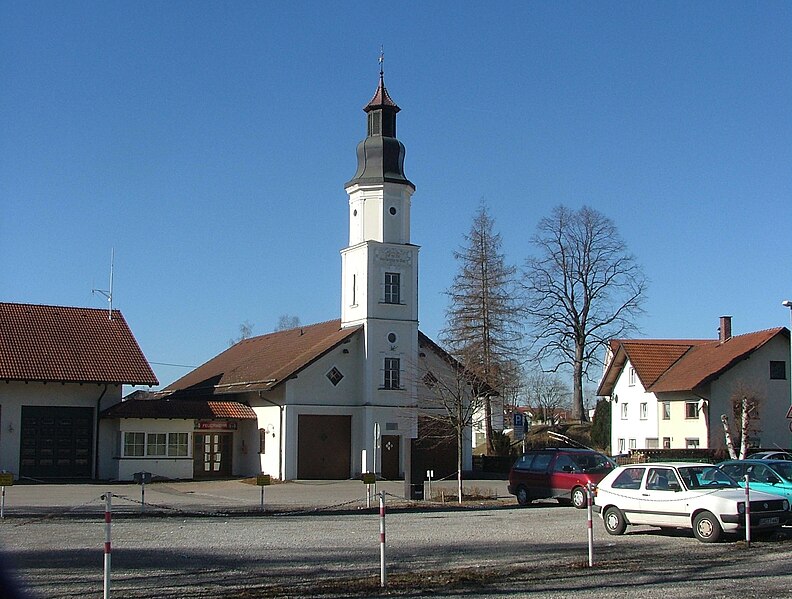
<box><xmin>646</xmin><ymin>438</ymin><xmax>659</xmax><ymax>449</ymax></box>
<box><xmin>628</xmin><ymin>367</ymin><xmax>636</xmax><ymax>386</ymax></box>
<box><xmin>384</xmin><ymin>272</ymin><xmax>401</xmax><ymax>304</ymax></box>
<box><xmin>686</xmin><ymin>438</ymin><xmax>700</xmax><ymax>449</ymax></box>
<box><xmin>618</xmin><ymin>438</ymin><xmax>626</xmax><ymax>453</ymax></box>
<box><xmin>168</xmin><ymin>433</ymin><xmax>189</xmax><ymax>456</ymax></box>
<box><xmin>124</xmin><ymin>432</ymin><xmax>191</xmax><ymax>458</ymax></box>
<box><xmin>663</xmin><ymin>437</ymin><xmax>671</xmax><ymax>449</ymax></box>
<box><xmin>383</xmin><ymin>357</ymin><xmax>401</xmax><ymax>390</ymax></box>
<box><xmin>147</xmin><ymin>433</ymin><xmax>167</xmax><ymax>456</ymax></box>
<box><xmin>640</xmin><ymin>403</ymin><xmax>647</xmax><ymax>420</ymax></box>
<box><xmin>662</xmin><ymin>401</ymin><xmax>671</xmax><ymax>420</ymax></box>
<box><xmin>621</xmin><ymin>403</ymin><xmax>628</xmax><ymax>419</ymax></box>
<box><xmin>124</xmin><ymin>432</ymin><xmax>145</xmax><ymax>457</ymax></box>
<box><xmin>629</xmin><ymin>438</ymin><xmax>637</xmax><ymax>450</ymax></box>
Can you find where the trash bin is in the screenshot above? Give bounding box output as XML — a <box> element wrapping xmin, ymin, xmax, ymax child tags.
<box><xmin>409</xmin><ymin>483</ymin><xmax>424</xmax><ymax>500</ymax></box>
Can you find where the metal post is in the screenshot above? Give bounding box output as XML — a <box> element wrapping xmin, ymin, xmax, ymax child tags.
<box><xmin>744</xmin><ymin>475</ymin><xmax>751</xmax><ymax>546</ymax></box>
<box><xmin>586</xmin><ymin>483</ymin><xmax>594</xmax><ymax>567</ymax></box>
<box><xmin>140</xmin><ymin>480</ymin><xmax>145</xmax><ymax>514</ymax></box>
<box><xmin>103</xmin><ymin>492</ymin><xmax>112</xmax><ymax>599</ymax></box>
<box><xmin>379</xmin><ymin>491</ymin><xmax>387</xmax><ymax>588</ymax></box>
<box><xmin>1</xmin><ymin>486</ymin><xmax>5</xmax><ymax>519</ymax></box>
<box><xmin>427</xmin><ymin>470</ymin><xmax>432</xmax><ymax>501</ymax></box>
<box><xmin>260</xmin><ymin>485</ymin><xmax>265</xmax><ymax>511</ymax></box>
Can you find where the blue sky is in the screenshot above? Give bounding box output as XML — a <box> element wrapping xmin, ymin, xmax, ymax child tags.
<box><xmin>2</xmin><ymin>2</ymin><xmax>791</xmax><ymax>391</ymax></box>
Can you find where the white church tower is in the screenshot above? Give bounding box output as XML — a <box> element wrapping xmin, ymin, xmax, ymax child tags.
<box><xmin>341</xmin><ymin>70</ymin><xmax>419</xmax><ymax>474</ymax></box>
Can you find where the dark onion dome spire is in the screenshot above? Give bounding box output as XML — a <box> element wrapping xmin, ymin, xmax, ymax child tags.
<box><xmin>346</xmin><ymin>73</ymin><xmax>414</xmax><ymax>190</ymax></box>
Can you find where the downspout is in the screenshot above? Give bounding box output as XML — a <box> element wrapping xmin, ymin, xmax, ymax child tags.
<box><xmin>258</xmin><ymin>391</ymin><xmax>284</xmax><ymax>481</ymax></box>
<box><xmin>94</xmin><ymin>384</ymin><xmax>108</xmax><ymax>480</ymax></box>
<box><xmin>692</xmin><ymin>391</ymin><xmax>709</xmax><ymax>448</ymax></box>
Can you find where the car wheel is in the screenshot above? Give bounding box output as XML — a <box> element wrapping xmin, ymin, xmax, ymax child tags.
<box><xmin>516</xmin><ymin>486</ymin><xmax>531</xmax><ymax>506</ymax></box>
<box><xmin>692</xmin><ymin>511</ymin><xmax>722</xmax><ymax>543</ymax></box>
<box><xmin>571</xmin><ymin>486</ymin><xmax>587</xmax><ymax>509</ymax></box>
<box><xmin>603</xmin><ymin>506</ymin><xmax>627</xmax><ymax>535</ymax></box>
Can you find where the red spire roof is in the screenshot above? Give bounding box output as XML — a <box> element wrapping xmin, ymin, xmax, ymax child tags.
<box><xmin>364</xmin><ymin>74</ymin><xmax>400</xmax><ymax>113</ymax></box>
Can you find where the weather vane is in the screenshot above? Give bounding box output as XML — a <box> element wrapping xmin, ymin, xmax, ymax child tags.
<box><xmin>379</xmin><ymin>45</ymin><xmax>384</xmax><ymax>76</ymax></box>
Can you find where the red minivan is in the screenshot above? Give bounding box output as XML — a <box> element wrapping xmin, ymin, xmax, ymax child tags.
<box><xmin>508</xmin><ymin>448</ymin><xmax>616</xmax><ymax>509</ymax></box>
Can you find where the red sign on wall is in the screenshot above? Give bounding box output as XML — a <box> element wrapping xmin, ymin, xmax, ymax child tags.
<box><xmin>196</xmin><ymin>420</ymin><xmax>237</xmax><ymax>430</ymax></box>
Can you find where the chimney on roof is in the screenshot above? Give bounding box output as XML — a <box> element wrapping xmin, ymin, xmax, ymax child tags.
<box><xmin>719</xmin><ymin>316</ymin><xmax>732</xmax><ymax>343</ymax></box>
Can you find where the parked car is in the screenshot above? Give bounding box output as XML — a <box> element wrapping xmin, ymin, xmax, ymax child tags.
<box><xmin>507</xmin><ymin>448</ymin><xmax>615</xmax><ymax>509</ymax></box>
<box><xmin>717</xmin><ymin>459</ymin><xmax>792</xmax><ymax>507</ymax></box>
<box><xmin>747</xmin><ymin>451</ymin><xmax>792</xmax><ymax>461</ymax></box>
<box><xmin>593</xmin><ymin>462</ymin><xmax>789</xmax><ymax>543</ymax></box>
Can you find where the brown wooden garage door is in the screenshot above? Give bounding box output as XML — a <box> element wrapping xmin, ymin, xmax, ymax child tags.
<box><xmin>297</xmin><ymin>415</ymin><xmax>351</xmax><ymax>479</ymax></box>
<box><xmin>20</xmin><ymin>406</ymin><xmax>93</xmax><ymax>479</ymax></box>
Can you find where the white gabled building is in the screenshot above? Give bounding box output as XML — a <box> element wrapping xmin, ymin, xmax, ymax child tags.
<box><xmin>103</xmin><ymin>72</ymin><xmax>470</xmax><ymax>484</ymax></box>
<box><xmin>599</xmin><ymin>316</ymin><xmax>791</xmax><ymax>453</ymax></box>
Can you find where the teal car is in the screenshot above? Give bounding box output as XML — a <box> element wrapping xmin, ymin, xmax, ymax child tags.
<box><xmin>717</xmin><ymin>459</ymin><xmax>792</xmax><ymax>508</ymax></box>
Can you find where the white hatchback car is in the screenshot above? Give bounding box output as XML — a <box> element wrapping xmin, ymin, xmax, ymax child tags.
<box><xmin>594</xmin><ymin>462</ymin><xmax>789</xmax><ymax>542</ymax></box>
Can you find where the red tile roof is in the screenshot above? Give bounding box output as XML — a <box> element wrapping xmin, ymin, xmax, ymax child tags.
<box><xmin>102</xmin><ymin>398</ymin><xmax>256</xmax><ymax>420</ymax></box>
<box><xmin>651</xmin><ymin>328</ymin><xmax>786</xmax><ymax>392</ymax></box>
<box><xmin>0</xmin><ymin>302</ymin><xmax>158</xmax><ymax>385</ymax></box>
<box><xmin>598</xmin><ymin>328</ymin><xmax>788</xmax><ymax>396</ymax></box>
<box><xmin>164</xmin><ymin>319</ymin><xmax>361</xmax><ymax>396</ymax></box>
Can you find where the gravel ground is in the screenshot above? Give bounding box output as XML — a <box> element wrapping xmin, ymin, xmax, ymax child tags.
<box><xmin>1</xmin><ymin>499</ymin><xmax>791</xmax><ymax>598</ymax></box>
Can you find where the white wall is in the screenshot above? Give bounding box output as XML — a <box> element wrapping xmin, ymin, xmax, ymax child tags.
<box><xmin>0</xmin><ymin>381</ymin><xmax>122</xmax><ymax>478</ymax></box>
<box><xmin>115</xmin><ymin>418</ymin><xmax>195</xmax><ymax>481</ymax></box>
<box><xmin>609</xmin><ymin>360</ymin><xmax>658</xmax><ymax>452</ymax></box>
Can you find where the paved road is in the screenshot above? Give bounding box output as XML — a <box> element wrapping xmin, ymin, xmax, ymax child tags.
<box><xmin>1</xmin><ymin>481</ymin><xmax>791</xmax><ymax>598</ymax></box>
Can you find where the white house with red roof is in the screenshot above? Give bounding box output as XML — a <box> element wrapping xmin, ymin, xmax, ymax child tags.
<box><xmin>104</xmin><ymin>73</ymin><xmax>471</xmax><ymax>485</ymax></box>
<box><xmin>598</xmin><ymin>316</ymin><xmax>791</xmax><ymax>453</ymax></box>
<box><xmin>0</xmin><ymin>303</ymin><xmax>158</xmax><ymax>480</ymax></box>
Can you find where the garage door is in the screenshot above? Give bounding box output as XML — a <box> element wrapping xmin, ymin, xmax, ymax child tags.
<box><xmin>20</xmin><ymin>406</ymin><xmax>94</xmax><ymax>479</ymax></box>
<box><xmin>297</xmin><ymin>415</ymin><xmax>351</xmax><ymax>479</ymax></box>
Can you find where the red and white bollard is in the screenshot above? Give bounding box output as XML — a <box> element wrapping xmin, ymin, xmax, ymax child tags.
<box><xmin>103</xmin><ymin>492</ymin><xmax>112</xmax><ymax>599</ymax></box>
<box><xmin>744</xmin><ymin>475</ymin><xmax>751</xmax><ymax>546</ymax></box>
<box><xmin>586</xmin><ymin>483</ymin><xmax>594</xmax><ymax>567</ymax></box>
<box><xmin>379</xmin><ymin>491</ymin><xmax>387</xmax><ymax>588</ymax></box>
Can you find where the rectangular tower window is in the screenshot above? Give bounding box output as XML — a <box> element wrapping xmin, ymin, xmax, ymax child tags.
<box><xmin>384</xmin><ymin>272</ymin><xmax>400</xmax><ymax>304</ymax></box>
<box><xmin>383</xmin><ymin>358</ymin><xmax>400</xmax><ymax>390</ymax></box>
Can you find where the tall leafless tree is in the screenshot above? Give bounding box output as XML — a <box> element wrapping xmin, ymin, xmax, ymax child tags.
<box><xmin>442</xmin><ymin>204</ymin><xmax>523</xmax><ymax>454</ymax></box>
<box><xmin>523</xmin><ymin>205</ymin><xmax>646</xmax><ymax>421</ymax></box>
<box><xmin>521</xmin><ymin>371</ymin><xmax>571</xmax><ymax>425</ymax></box>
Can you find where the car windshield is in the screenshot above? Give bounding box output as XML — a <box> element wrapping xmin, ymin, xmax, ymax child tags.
<box><xmin>678</xmin><ymin>465</ymin><xmax>740</xmax><ymax>490</ymax></box>
<box><xmin>569</xmin><ymin>452</ymin><xmax>615</xmax><ymax>474</ymax></box>
<box><xmin>769</xmin><ymin>462</ymin><xmax>792</xmax><ymax>482</ymax></box>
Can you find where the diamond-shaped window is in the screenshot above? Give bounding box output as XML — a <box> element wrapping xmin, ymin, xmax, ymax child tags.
<box><xmin>327</xmin><ymin>367</ymin><xmax>344</xmax><ymax>386</ymax></box>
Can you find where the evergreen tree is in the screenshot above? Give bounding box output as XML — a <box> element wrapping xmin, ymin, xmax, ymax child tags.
<box><xmin>442</xmin><ymin>203</ymin><xmax>523</xmax><ymax>455</ymax></box>
<box><xmin>590</xmin><ymin>399</ymin><xmax>611</xmax><ymax>451</ymax></box>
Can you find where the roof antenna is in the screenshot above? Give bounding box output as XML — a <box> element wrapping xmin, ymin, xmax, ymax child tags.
<box><xmin>92</xmin><ymin>248</ymin><xmax>114</xmax><ymax>320</ymax></box>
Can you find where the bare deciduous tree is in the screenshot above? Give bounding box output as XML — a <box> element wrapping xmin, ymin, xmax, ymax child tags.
<box><xmin>523</xmin><ymin>205</ymin><xmax>647</xmax><ymax>421</ymax></box>
<box><xmin>722</xmin><ymin>383</ymin><xmax>763</xmax><ymax>459</ymax></box>
<box><xmin>417</xmin><ymin>355</ymin><xmax>483</xmax><ymax>504</ymax></box>
<box><xmin>442</xmin><ymin>203</ymin><xmax>522</xmax><ymax>454</ymax></box>
<box><xmin>229</xmin><ymin>320</ymin><xmax>255</xmax><ymax>346</ymax></box>
<box><xmin>521</xmin><ymin>371</ymin><xmax>571</xmax><ymax>425</ymax></box>
<box><xmin>275</xmin><ymin>314</ymin><xmax>301</xmax><ymax>331</ymax></box>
